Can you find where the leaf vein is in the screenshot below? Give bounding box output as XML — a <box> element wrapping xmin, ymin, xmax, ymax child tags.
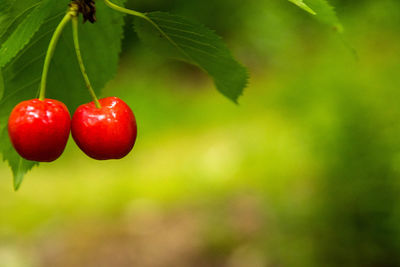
<box><xmin>178</xmin><ymin>43</ymin><xmax>219</xmax><ymax>59</ymax></box>
<box><xmin>148</xmin><ymin>16</ymin><xmax>194</xmax><ymax>28</ymax></box>
<box><xmin>0</xmin><ymin>2</ymin><xmax>41</xmax><ymax>40</ymax></box>
<box><xmin>0</xmin><ymin>77</ymin><xmax>40</xmax><ymax>103</ymax></box>
<box><xmin>4</xmin><ymin>28</ymin><xmax>54</xmax><ymax>70</ymax></box>
<box><xmin>8</xmin><ymin>52</ymin><xmax>46</xmax><ymax>81</ymax></box>
<box><xmin>165</xmin><ymin>32</ymin><xmax>220</xmax><ymax>51</ymax></box>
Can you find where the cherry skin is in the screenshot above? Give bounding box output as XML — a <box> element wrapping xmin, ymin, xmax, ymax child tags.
<box><xmin>8</xmin><ymin>99</ymin><xmax>71</xmax><ymax>162</ymax></box>
<box><xmin>71</xmin><ymin>97</ymin><xmax>137</xmax><ymax>160</ymax></box>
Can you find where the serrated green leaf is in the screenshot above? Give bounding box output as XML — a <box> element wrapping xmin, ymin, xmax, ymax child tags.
<box><xmin>0</xmin><ymin>0</ymin><xmax>58</xmax><ymax>67</ymax></box>
<box><xmin>288</xmin><ymin>0</ymin><xmax>316</xmax><ymax>15</ymax></box>
<box><xmin>0</xmin><ymin>0</ymin><xmax>41</xmax><ymax>41</ymax></box>
<box><xmin>289</xmin><ymin>0</ymin><xmax>343</xmax><ymax>32</ymax></box>
<box><xmin>0</xmin><ymin>128</ymin><xmax>37</xmax><ymax>190</ymax></box>
<box><xmin>0</xmin><ymin>0</ymin><xmax>14</xmax><ymax>37</ymax></box>
<box><xmin>134</xmin><ymin>12</ymin><xmax>248</xmax><ymax>102</ymax></box>
<box><xmin>0</xmin><ymin>0</ymin><xmax>126</xmax><ymax>189</ymax></box>
<box><xmin>305</xmin><ymin>0</ymin><xmax>343</xmax><ymax>32</ymax></box>
<box><xmin>12</xmin><ymin>158</ymin><xmax>36</xmax><ymax>190</ymax></box>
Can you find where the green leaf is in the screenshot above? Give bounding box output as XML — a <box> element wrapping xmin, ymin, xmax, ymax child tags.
<box><xmin>305</xmin><ymin>0</ymin><xmax>343</xmax><ymax>32</ymax></box>
<box><xmin>0</xmin><ymin>0</ymin><xmax>14</xmax><ymax>37</ymax></box>
<box><xmin>0</xmin><ymin>0</ymin><xmax>42</xmax><ymax>41</ymax></box>
<box><xmin>289</xmin><ymin>0</ymin><xmax>343</xmax><ymax>32</ymax></box>
<box><xmin>0</xmin><ymin>0</ymin><xmax>58</xmax><ymax>67</ymax></box>
<box><xmin>0</xmin><ymin>0</ymin><xmax>126</xmax><ymax>189</ymax></box>
<box><xmin>0</xmin><ymin>129</ymin><xmax>37</xmax><ymax>191</ymax></box>
<box><xmin>134</xmin><ymin>12</ymin><xmax>248</xmax><ymax>103</ymax></box>
<box><xmin>12</xmin><ymin>158</ymin><xmax>36</xmax><ymax>190</ymax></box>
<box><xmin>0</xmin><ymin>69</ymin><xmax>4</xmax><ymax>101</ymax></box>
<box><xmin>288</xmin><ymin>0</ymin><xmax>316</xmax><ymax>15</ymax></box>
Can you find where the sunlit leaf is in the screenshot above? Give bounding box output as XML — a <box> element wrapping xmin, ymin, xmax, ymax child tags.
<box><xmin>0</xmin><ymin>0</ymin><xmax>58</xmax><ymax>67</ymax></box>
<box><xmin>0</xmin><ymin>0</ymin><xmax>42</xmax><ymax>41</ymax></box>
<box><xmin>288</xmin><ymin>0</ymin><xmax>316</xmax><ymax>15</ymax></box>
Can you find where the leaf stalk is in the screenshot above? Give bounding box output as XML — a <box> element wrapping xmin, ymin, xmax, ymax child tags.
<box><xmin>103</xmin><ymin>0</ymin><xmax>191</xmax><ymax>61</ymax></box>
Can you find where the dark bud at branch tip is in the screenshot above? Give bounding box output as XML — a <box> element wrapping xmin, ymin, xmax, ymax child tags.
<box><xmin>71</xmin><ymin>0</ymin><xmax>96</xmax><ymax>23</ymax></box>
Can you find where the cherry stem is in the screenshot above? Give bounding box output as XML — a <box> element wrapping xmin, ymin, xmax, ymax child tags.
<box><xmin>39</xmin><ymin>10</ymin><xmax>74</xmax><ymax>101</ymax></box>
<box><xmin>71</xmin><ymin>15</ymin><xmax>101</xmax><ymax>108</ymax></box>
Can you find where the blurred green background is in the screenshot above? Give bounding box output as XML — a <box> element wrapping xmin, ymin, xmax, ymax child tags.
<box><xmin>1</xmin><ymin>0</ymin><xmax>400</xmax><ymax>266</ymax></box>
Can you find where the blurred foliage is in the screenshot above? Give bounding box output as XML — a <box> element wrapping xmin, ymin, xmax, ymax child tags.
<box><xmin>1</xmin><ymin>0</ymin><xmax>400</xmax><ymax>266</ymax></box>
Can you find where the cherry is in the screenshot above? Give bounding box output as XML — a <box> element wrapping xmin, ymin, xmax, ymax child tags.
<box><xmin>71</xmin><ymin>97</ymin><xmax>137</xmax><ymax>160</ymax></box>
<box><xmin>8</xmin><ymin>99</ymin><xmax>71</xmax><ymax>162</ymax></box>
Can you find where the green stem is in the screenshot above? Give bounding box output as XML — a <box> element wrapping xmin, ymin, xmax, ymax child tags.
<box><xmin>72</xmin><ymin>16</ymin><xmax>101</xmax><ymax>108</ymax></box>
<box><xmin>103</xmin><ymin>0</ymin><xmax>191</xmax><ymax>62</ymax></box>
<box><xmin>104</xmin><ymin>0</ymin><xmax>148</xmax><ymax>20</ymax></box>
<box><xmin>39</xmin><ymin>12</ymin><xmax>73</xmax><ymax>101</ymax></box>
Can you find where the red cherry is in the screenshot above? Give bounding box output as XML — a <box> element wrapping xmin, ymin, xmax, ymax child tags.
<box><xmin>71</xmin><ymin>97</ymin><xmax>137</xmax><ymax>160</ymax></box>
<box><xmin>8</xmin><ymin>99</ymin><xmax>71</xmax><ymax>162</ymax></box>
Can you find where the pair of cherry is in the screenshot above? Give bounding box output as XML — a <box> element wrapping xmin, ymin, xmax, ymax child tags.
<box><xmin>8</xmin><ymin>96</ymin><xmax>137</xmax><ymax>162</ymax></box>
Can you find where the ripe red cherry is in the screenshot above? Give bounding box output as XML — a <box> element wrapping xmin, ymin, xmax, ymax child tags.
<box><xmin>8</xmin><ymin>99</ymin><xmax>71</xmax><ymax>162</ymax></box>
<box><xmin>71</xmin><ymin>97</ymin><xmax>137</xmax><ymax>160</ymax></box>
